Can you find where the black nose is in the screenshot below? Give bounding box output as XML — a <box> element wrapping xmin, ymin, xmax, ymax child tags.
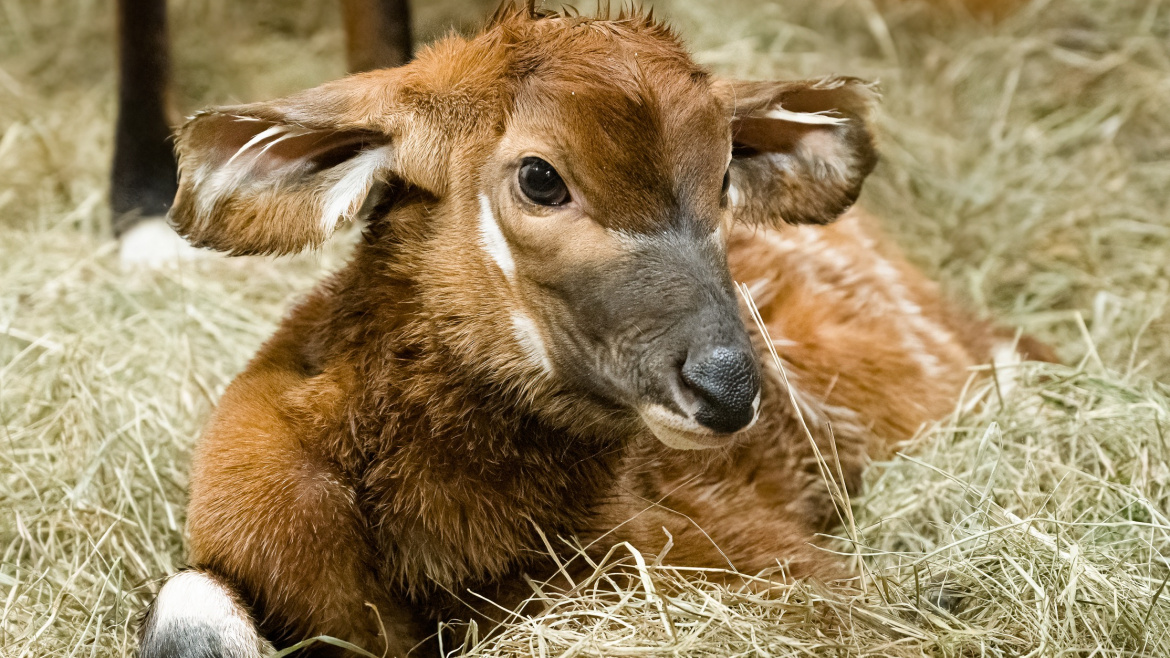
<box><xmin>680</xmin><ymin>345</ymin><xmax>761</xmax><ymax>433</ymax></box>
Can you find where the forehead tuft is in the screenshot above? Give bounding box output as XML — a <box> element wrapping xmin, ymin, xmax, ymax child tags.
<box><xmin>489</xmin><ymin>6</ymin><xmax>707</xmax><ymax>91</ymax></box>
<box><xmin>406</xmin><ymin>7</ymin><xmax>712</xmax><ymax>125</ymax></box>
<box><xmin>482</xmin><ymin>7</ymin><xmax>720</xmax><ymax>153</ymax></box>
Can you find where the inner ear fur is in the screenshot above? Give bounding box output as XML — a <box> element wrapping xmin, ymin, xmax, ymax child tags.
<box><xmin>715</xmin><ymin>76</ymin><xmax>880</xmax><ymax>227</ymax></box>
<box><xmin>169</xmin><ymin>73</ymin><xmax>433</xmax><ymax>256</ymax></box>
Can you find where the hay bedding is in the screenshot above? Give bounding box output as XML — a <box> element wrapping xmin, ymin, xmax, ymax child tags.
<box><xmin>1</xmin><ymin>0</ymin><xmax>1168</xmax><ymax>655</ymax></box>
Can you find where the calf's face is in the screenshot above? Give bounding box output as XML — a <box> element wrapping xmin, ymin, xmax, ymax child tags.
<box><xmin>168</xmin><ymin>11</ymin><xmax>878</xmax><ymax>449</ymax></box>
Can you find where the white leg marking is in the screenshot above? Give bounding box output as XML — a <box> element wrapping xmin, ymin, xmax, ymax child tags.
<box><xmin>146</xmin><ymin>571</ymin><xmax>271</xmax><ymax>658</ymax></box>
<box><xmin>477</xmin><ymin>193</ymin><xmax>515</xmax><ymax>278</ymax></box>
<box><xmin>119</xmin><ymin>217</ymin><xmax>212</xmax><ymax>268</ymax></box>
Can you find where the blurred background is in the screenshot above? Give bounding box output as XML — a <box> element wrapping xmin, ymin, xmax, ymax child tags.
<box><xmin>1</xmin><ymin>1</ymin><xmax>1168</xmax><ymax>655</ymax></box>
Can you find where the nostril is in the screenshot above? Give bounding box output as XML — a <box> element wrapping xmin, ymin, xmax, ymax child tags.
<box><xmin>680</xmin><ymin>346</ymin><xmax>761</xmax><ymax>434</ymax></box>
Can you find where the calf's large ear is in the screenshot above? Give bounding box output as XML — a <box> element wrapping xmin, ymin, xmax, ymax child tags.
<box><xmin>714</xmin><ymin>77</ymin><xmax>879</xmax><ymax>227</ymax></box>
<box><xmin>170</xmin><ymin>71</ymin><xmax>441</xmax><ymax>256</ymax></box>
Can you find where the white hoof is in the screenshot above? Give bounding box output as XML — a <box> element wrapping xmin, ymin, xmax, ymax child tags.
<box><xmin>119</xmin><ymin>217</ymin><xmax>212</xmax><ymax>268</ymax></box>
<box><xmin>139</xmin><ymin>570</ymin><xmax>273</xmax><ymax>658</ymax></box>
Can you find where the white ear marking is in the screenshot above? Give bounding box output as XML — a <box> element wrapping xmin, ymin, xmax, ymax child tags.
<box><xmin>253</xmin><ymin>129</ymin><xmax>302</xmax><ymax>159</ymax></box>
<box><xmin>319</xmin><ymin>145</ymin><xmax>393</xmax><ymax>231</ymax></box>
<box><xmin>758</xmin><ymin>107</ymin><xmax>848</xmax><ymax>126</ymax></box>
<box><xmin>225</xmin><ymin>124</ymin><xmax>289</xmax><ymax>166</ymax></box>
<box><xmin>478</xmin><ymin>193</ymin><xmax>516</xmax><ymax>278</ymax></box>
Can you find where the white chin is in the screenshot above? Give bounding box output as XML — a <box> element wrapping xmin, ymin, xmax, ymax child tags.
<box><xmin>645</xmin><ymin>423</ymin><xmax>718</xmax><ymax>450</ymax></box>
<box><xmin>639</xmin><ymin>404</ymin><xmax>723</xmax><ymax>450</ymax></box>
<box><xmin>639</xmin><ymin>399</ymin><xmax>762</xmax><ymax>450</ymax></box>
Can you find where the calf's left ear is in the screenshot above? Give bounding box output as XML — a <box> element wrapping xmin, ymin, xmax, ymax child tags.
<box><xmin>713</xmin><ymin>76</ymin><xmax>879</xmax><ymax>227</ymax></box>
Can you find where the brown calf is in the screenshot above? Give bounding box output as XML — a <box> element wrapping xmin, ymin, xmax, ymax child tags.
<box><xmin>138</xmin><ymin>5</ymin><xmax>1051</xmax><ymax>657</ymax></box>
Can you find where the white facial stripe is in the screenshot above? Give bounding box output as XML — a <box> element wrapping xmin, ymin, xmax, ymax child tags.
<box><xmin>475</xmin><ymin>195</ymin><xmax>547</xmax><ymax>371</ymax></box>
<box><xmin>511</xmin><ymin>311</ymin><xmax>553</xmax><ymax>373</ymax></box>
<box><xmin>320</xmin><ymin>146</ymin><xmax>393</xmax><ymax>231</ymax></box>
<box><xmin>477</xmin><ymin>193</ymin><xmax>516</xmax><ymax>278</ymax></box>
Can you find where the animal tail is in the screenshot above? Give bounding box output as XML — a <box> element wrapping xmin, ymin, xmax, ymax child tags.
<box><xmin>139</xmin><ymin>568</ymin><xmax>274</xmax><ymax>658</ymax></box>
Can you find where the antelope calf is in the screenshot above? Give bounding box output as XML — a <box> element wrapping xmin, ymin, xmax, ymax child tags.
<box><xmin>139</xmin><ymin>6</ymin><xmax>1052</xmax><ymax>657</ymax></box>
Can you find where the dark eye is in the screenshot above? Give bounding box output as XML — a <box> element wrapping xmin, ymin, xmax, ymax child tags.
<box><xmin>518</xmin><ymin>157</ymin><xmax>570</xmax><ymax>206</ymax></box>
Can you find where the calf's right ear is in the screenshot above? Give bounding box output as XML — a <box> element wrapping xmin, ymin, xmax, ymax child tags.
<box><xmin>170</xmin><ymin>71</ymin><xmax>442</xmax><ymax>256</ymax></box>
<box><xmin>714</xmin><ymin>76</ymin><xmax>880</xmax><ymax>228</ymax></box>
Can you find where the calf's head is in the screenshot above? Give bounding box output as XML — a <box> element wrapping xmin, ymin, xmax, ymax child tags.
<box><xmin>169</xmin><ymin>8</ymin><xmax>878</xmax><ymax>450</ymax></box>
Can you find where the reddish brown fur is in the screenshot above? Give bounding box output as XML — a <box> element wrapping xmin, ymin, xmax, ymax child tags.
<box><xmin>153</xmin><ymin>6</ymin><xmax>1053</xmax><ymax>656</ymax></box>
